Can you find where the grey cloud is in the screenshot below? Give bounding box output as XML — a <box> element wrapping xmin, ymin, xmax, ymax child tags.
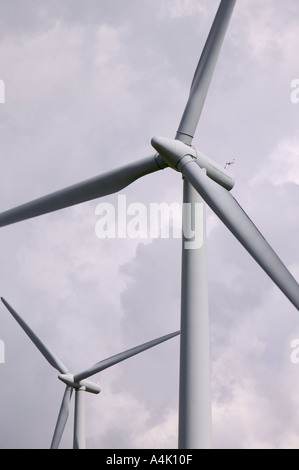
<box><xmin>0</xmin><ymin>0</ymin><xmax>298</xmax><ymax>449</ymax></box>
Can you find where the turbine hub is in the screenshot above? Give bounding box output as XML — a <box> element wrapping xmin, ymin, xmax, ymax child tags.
<box><xmin>58</xmin><ymin>373</ymin><xmax>101</xmax><ymax>394</ymax></box>
<box><xmin>151</xmin><ymin>136</ymin><xmax>235</xmax><ymax>191</ymax></box>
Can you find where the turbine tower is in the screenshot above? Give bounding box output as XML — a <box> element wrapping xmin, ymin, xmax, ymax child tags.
<box><xmin>1</xmin><ymin>297</ymin><xmax>179</xmax><ymax>449</ymax></box>
<box><xmin>0</xmin><ymin>0</ymin><xmax>298</xmax><ymax>449</ymax></box>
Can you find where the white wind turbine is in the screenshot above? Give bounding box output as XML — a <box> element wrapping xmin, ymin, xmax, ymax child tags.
<box><xmin>0</xmin><ymin>0</ymin><xmax>298</xmax><ymax>448</ymax></box>
<box><xmin>1</xmin><ymin>297</ymin><xmax>179</xmax><ymax>449</ymax></box>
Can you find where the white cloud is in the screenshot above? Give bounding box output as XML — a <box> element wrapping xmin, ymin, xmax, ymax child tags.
<box><xmin>159</xmin><ymin>0</ymin><xmax>209</xmax><ymax>19</ymax></box>
<box><xmin>254</xmin><ymin>135</ymin><xmax>299</xmax><ymax>186</ymax></box>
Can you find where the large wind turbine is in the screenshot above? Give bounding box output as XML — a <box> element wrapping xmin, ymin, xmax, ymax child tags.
<box><xmin>1</xmin><ymin>297</ymin><xmax>179</xmax><ymax>449</ymax></box>
<box><xmin>0</xmin><ymin>0</ymin><xmax>298</xmax><ymax>449</ymax></box>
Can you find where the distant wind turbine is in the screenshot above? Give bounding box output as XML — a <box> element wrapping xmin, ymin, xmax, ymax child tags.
<box><xmin>1</xmin><ymin>297</ymin><xmax>179</xmax><ymax>449</ymax></box>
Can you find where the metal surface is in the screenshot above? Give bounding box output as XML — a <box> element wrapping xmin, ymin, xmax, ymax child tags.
<box><xmin>73</xmin><ymin>388</ymin><xmax>86</xmax><ymax>450</ymax></box>
<box><xmin>151</xmin><ymin>137</ymin><xmax>299</xmax><ymax>311</ymax></box>
<box><xmin>178</xmin><ymin>181</ymin><xmax>212</xmax><ymax>448</ymax></box>
<box><xmin>176</xmin><ymin>0</ymin><xmax>237</xmax><ymax>144</ymax></box>
<box><xmin>174</xmin><ymin>0</ymin><xmax>237</xmax><ymax>449</ymax></box>
<box><xmin>51</xmin><ymin>386</ymin><xmax>73</xmax><ymax>449</ymax></box>
<box><xmin>0</xmin><ymin>154</ymin><xmax>162</xmax><ymax>228</ymax></box>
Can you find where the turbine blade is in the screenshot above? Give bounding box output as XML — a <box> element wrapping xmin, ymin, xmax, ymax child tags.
<box><xmin>0</xmin><ymin>154</ymin><xmax>162</xmax><ymax>228</ymax></box>
<box><xmin>181</xmin><ymin>161</ymin><xmax>299</xmax><ymax>310</ymax></box>
<box><xmin>1</xmin><ymin>298</ymin><xmax>68</xmax><ymax>373</ymax></box>
<box><xmin>74</xmin><ymin>331</ymin><xmax>180</xmax><ymax>382</ymax></box>
<box><xmin>50</xmin><ymin>386</ymin><xmax>73</xmax><ymax>449</ymax></box>
<box><xmin>176</xmin><ymin>0</ymin><xmax>236</xmax><ymax>144</ymax></box>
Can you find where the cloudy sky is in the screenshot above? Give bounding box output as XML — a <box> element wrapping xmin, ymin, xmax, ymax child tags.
<box><xmin>0</xmin><ymin>0</ymin><xmax>298</xmax><ymax>449</ymax></box>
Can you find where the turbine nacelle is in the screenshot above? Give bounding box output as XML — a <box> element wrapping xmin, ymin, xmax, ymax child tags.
<box><xmin>151</xmin><ymin>136</ymin><xmax>235</xmax><ymax>191</ymax></box>
<box><xmin>58</xmin><ymin>373</ymin><xmax>101</xmax><ymax>394</ymax></box>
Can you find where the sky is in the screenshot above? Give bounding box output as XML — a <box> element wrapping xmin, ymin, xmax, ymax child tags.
<box><xmin>0</xmin><ymin>0</ymin><xmax>298</xmax><ymax>450</ymax></box>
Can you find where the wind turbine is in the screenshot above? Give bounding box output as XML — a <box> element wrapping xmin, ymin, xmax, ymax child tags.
<box><xmin>0</xmin><ymin>0</ymin><xmax>298</xmax><ymax>449</ymax></box>
<box><xmin>1</xmin><ymin>297</ymin><xmax>179</xmax><ymax>449</ymax></box>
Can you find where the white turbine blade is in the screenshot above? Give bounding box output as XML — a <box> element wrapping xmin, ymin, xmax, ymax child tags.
<box><xmin>0</xmin><ymin>154</ymin><xmax>163</xmax><ymax>228</ymax></box>
<box><xmin>152</xmin><ymin>136</ymin><xmax>299</xmax><ymax>310</ymax></box>
<box><xmin>180</xmin><ymin>161</ymin><xmax>299</xmax><ymax>309</ymax></box>
<box><xmin>176</xmin><ymin>0</ymin><xmax>236</xmax><ymax>144</ymax></box>
<box><xmin>74</xmin><ymin>331</ymin><xmax>180</xmax><ymax>382</ymax></box>
<box><xmin>50</xmin><ymin>386</ymin><xmax>73</xmax><ymax>449</ymax></box>
<box><xmin>1</xmin><ymin>298</ymin><xmax>69</xmax><ymax>373</ymax></box>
